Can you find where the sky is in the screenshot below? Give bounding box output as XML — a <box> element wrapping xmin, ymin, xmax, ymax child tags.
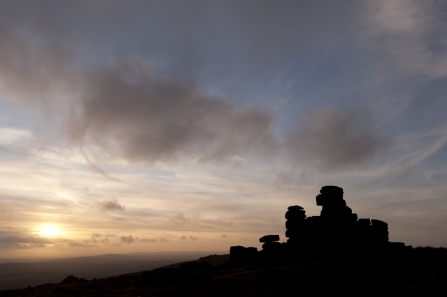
<box><xmin>0</xmin><ymin>0</ymin><xmax>446</xmax><ymax>259</ymax></box>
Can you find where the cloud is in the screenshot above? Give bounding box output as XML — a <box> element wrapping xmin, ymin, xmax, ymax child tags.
<box><xmin>221</xmin><ymin>234</ymin><xmax>228</xmax><ymax>239</ymax></box>
<box><xmin>0</xmin><ymin>233</ymin><xmax>52</xmax><ymax>249</ymax></box>
<box><xmin>180</xmin><ymin>236</ymin><xmax>198</xmax><ymax>241</ymax></box>
<box><xmin>82</xmin><ymin>233</ymin><xmax>165</xmax><ymax>246</ymax></box>
<box><xmin>0</xmin><ymin>5</ymin><xmax>283</xmax><ymax>166</ymax></box>
<box><xmin>120</xmin><ymin>235</ymin><xmax>167</xmax><ymax>244</ymax></box>
<box><xmin>98</xmin><ymin>198</ymin><xmax>125</xmax><ymax>211</ymax></box>
<box><xmin>65</xmin><ymin>59</ymin><xmax>278</xmax><ymax>164</ymax></box>
<box><xmin>91</xmin><ymin>233</ymin><xmax>102</xmax><ymax>238</ymax></box>
<box><xmin>362</xmin><ymin>0</ymin><xmax>447</xmax><ymax>82</ymax></box>
<box><xmin>67</xmin><ymin>241</ymin><xmax>96</xmax><ymax>248</ymax></box>
<box><xmin>84</xmin><ymin>233</ymin><xmax>117</xmax><ymax>245</ymax></box>
<box><xmin>120</xmin><ymin>235</ymin><xmax>135</xmax><ymax>244</ymax></box>
<box><xmin>284</xmin><ymin>107</ymin><xmax>391</xmax><ymax>170</ymax></box>
<box><xmin>0</xmin><ymin>1</ymin><xmax>370</xmax><ymax>168</ymax></box>
<box><xmin>139</xmin><ymin>237</ymin><xmax>166</xmax><ymax>243</ymax></box>
<box><xmin>138</xmin><ymin>238</ymin><xmax>157</xmax><ymax>243</ymax></box>
<box><xmin>0</xmin><ymin>128</ymin><xmax>33</xmax><ymax>146</ymax></box>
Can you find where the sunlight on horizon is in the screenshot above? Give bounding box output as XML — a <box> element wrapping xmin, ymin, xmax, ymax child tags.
<box><xmin>38</xmin><ymin>225</ymin><xmax>62</xmax><ymax>237</ymax></box>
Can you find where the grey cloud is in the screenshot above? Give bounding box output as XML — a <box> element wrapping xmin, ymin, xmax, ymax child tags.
<box><xmin>0</xmin><ymin>4</ymin><xmax>283</xmax><ymax>166</ymax></box>
<box><xmin>0</xmin><ymin>1</ymin><xmax>368</xmax><ymax>167</ymax></box>
<box><xmin>139</xmin><ymin>237</ymin><xmax>167</xmax><ymax>243</ymax></box>
<box><xmin>119</xmin><ymin>235</ymin><xmax>166</xmax><ymax>244</ymax></box>
<box><xmin>68</xmin><ymin>241</ymin><xmax>96</xmax><ymax>248</ymax></box>
<box><xmin>0</xmin><ymin>1</ymin><xmax>365</xmax><ymax>85</ymax></box>
<box><xmin>100</xmin><ymin>237</ymin><xmax>110</xmax><ymax>244</ymax></box>
<box><xmin>120</xmin><ymin>235</ymin><xmax>135</xmax><ymax>244</ymax></box>
<box><xmin>85</xmin><ymin>233</ymin><xmax>116</xmax><ymax>245</ymax></box>
<box><xmin>67</xmin><ymin>59</ymin><xmax>278</xmax><ymax>164</ymax></box>
<box><xmin>139</xmin><ymin>238</ymin><xmax>157</xmax><ymax>243</ymax></box>
<box><xmin>180</xmin><ymin>235</ymin><xmax>198</xmax><ymax>241</ymax></box>
<box><xmin>99</xmin><ymin>198</ymin><xmax>125</xmax><ymax>211</ymax></box>
<box><xmin>172</xmin><ymin>214</ymin><xmax>188</xmax><ymax>225</ymax></box>
<box><xmin>221</xmin><ymin>234</ymin><xmax>228</xmax><ymax>239</ymax></box>
<box><xmin>285</xmin><ymin>107</ymin><xmax>391</xmax><ymax>170</ymax></box>
<box><xmin>0</xmin><ymin>234</ymin><xmax>52</xmax><ymax>249</ymax></box>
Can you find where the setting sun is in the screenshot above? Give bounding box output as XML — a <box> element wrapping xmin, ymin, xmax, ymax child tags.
<box><xmin>39</xmin><ymin>225</ymin><xmax>62</xmax><ymax>237</ymax></box>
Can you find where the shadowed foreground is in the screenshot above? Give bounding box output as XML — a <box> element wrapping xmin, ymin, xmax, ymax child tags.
<box><xmin>0</xmin><ymin>248</ymin><xmax>446</xmax><ymax>297</ymax></box>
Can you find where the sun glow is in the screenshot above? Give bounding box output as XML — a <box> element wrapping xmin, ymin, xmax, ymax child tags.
<box><xmin>39</xmin><ymin>225</ymin><xmax>62</xmax><ymax>237</ymax></box>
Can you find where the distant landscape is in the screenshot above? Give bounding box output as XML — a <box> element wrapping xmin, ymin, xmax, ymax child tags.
<box><xmin>0</xmin><ymin>251</ymin><xmax>224</xmax><ymax>290</ymax></box>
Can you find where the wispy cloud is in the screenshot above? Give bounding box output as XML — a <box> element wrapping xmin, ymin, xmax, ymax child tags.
<box><xmin>284</xmin><ymin>107</ymin><xmax>391</xmax><ymax>170</ymax></box>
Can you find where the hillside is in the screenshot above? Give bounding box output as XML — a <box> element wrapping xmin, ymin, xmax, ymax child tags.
<box><xmin>0</xmin><ymin>252</ymin><xmax>222</xmax><ymax>290</ymax></box>
<box><xmin>0</xmin><ymin>248</ymin><xmax>445</xmax><ymax>296</ymax></box>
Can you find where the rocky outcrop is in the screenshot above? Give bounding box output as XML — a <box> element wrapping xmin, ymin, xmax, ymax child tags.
<box><xmin>230</xmin><ymin>185</ymin><xmax>411</xmax><ymax>261</ymax></box>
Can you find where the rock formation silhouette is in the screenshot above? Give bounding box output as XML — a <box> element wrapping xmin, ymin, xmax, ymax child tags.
<box><xmin>230</xmin><ymin>186</ymin><xmax>412</xmax><ymax>263</ymax></box>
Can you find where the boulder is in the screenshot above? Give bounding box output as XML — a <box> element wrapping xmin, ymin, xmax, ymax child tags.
<box><xmin>371</xmin><ymin>219</ymin><xmax>388</xmax><ymax>227</ymax></box>
<box><xmin>262</xmin><ymin>241</ymin><xmax>282</xmax><ymax>249</ymax></box>
<box><xmin>285</xmin><ymin>229</ymin><xmax>302</xmax><ymax>238</ymax></box>
<box><xmin>320</xmin><ymin>185</ymin><xmax>344</xmax><ymax>195</ymax></box>
<box><xmin>285</xmin><ymin>219</ymin><xmax>306</xmax><ymax>230</ymax></box>
<box><xmin>229</xmin><ymin>245</ymin><xmax>247</xmax><ymax>262</ymax></box>
<box><xmin>259</xmin><ymin>235</ymin><xmax>280</xmax><ymax>242</ymax></box>
<box><xmin>317</xmin><ymin>194</ymin><xmax>344</xmax><ymax>206</ymax></box>
<box><xmin>245</xmin><ymin>247</ymin><xmax>258</xmax><ymax>256</ymax></box>
<box><xmin>287</xmin><ymin>205</ymin><xmax>304</xmax><ymax>211</ymax></box>
<box><xmin>230</xmin><ymin>246</ymin><xmax>258</xmax><ymax>263</ymax></box>
<box><xmin>316</xmin><ymin>194</ymin><xmax>326</xmax><ymax>206</ymax></box>
<box><xmin>358</xmin><ymin>218</ymin><xmax>371</xmax><ymax>226</ymax></box>
<box><xmin>285</xmin><ymin>210</ymin><xmax>306</xmax><ymax>220</ymax></box>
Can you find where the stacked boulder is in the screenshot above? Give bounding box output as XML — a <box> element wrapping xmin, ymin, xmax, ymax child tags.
<box><xmin>317</xmin><ymin>186</ymin><xmax>358</xmax><ymax>252</ymax></box>
<box><xmin>370</xmin><ymin>219</ymin><xmax>389</xmax><ymax>244</ymax></box>
<box><xmin>317</xmin><ymin>186</ymin><xmax>358</xmax><ymax>223</ymax></box>
<box><xmin>284</xmin><ymin>206</ymin><xmax>306</xmax><ymax>246</ymax></box>
<box><xmin>259</xmin><ymin>235</ymin><xmax>281</xmax><ymax>253</ymax></box>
